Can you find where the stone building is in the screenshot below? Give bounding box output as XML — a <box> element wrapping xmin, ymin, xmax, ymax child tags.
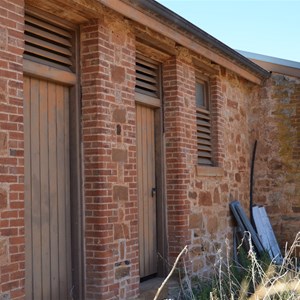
<box><xmin>241</xmin><ymin>51</ymin><xmax>300</xmax><ymax>254</ymax></box>
<box><xmin>0</xmin><ymin>0</ymin><xmax>299</xmax><ymax>299</ymax></box>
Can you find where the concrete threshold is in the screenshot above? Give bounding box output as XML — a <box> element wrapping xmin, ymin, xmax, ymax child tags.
<box><xmin>136</xmin><ymin>277</ymin><xmax>168</xmax><ymax>300</ymax></box>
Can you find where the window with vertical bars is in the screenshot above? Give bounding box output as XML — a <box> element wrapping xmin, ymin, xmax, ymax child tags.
<box><xmin>196</xmin><ymin>79</ymin><xmax>213</xmax><ymax>165</ymax></box>
<box><xmin>135</xmin><ymin>55</ymin><xmax>160</xmax><ymax>98</ymax></box>
<box><xmin>24</xmin><ymin>12</ymin><xmax>75</xmax><ymax>71</ymax></box>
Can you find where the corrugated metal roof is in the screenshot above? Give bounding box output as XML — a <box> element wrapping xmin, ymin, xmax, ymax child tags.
<box><xmin>238</xmin><ymin>50</ymin><xmax>300</xmax><ymax>78</ymax></box>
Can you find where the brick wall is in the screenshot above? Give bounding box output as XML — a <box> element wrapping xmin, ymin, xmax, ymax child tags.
<box><xmin>0</xmin><ymin>0</ymin><xmax>25</xmax><ymax>299</ymax></box>
<box><xmin>163</xmin><ymin>52</ymin><xmax>195</xmax><ymax>262</ymax></box>
<box><xmin>80</xmin><ymin>12</ymin><xmax>139</xmax><ymax>299</ymax></box>
<box><xmin>250</xmin><ymin>73</ymin><xmax>300</xmax><ymax>255</ymax></box>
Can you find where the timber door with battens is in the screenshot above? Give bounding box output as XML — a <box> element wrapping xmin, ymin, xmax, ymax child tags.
<box><xmin>136</xmin><ymin>103</ymin><xmax>157</xmax><ymax>277</ymax></box>
<box><xmin>135</xmin><ymin>55</ymin><xmax>165</xmax><ymax>279</ymax></box>
<box><xmin>23</xmin><ymin>8</ymin><xmax>81</xmax><ymax>300</ymax></box>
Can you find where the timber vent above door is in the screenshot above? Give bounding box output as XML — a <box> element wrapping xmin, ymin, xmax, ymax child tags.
<box><xmin>136</xmin><ymin>55</ymin><xmax>161</xmax><ymax>98</ymax></box>
<box><xmin>24</xmin><ymin>11</ymin><xmax>75</xmax><ymax>71</ymax></box>
<box><xmin>135</xmin><ymin>54</ymin><xmax>161</xmax><ymax>107</ymax></box>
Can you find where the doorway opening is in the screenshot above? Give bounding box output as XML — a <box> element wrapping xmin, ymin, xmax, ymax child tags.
<box><xmin>23</xmin><ymin>8</ymin><xmax>83</xmax><ymax>299</ymax></box>
<box><xmin>135</xmin><ymin>54</ymin><xmax>166</xmax><ymax>281</ymax></box>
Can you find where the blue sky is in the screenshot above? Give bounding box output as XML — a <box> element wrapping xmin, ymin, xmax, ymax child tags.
<box><xmin>155</xmin><ymin>0</ymin><xmax>300</xmax><ymax>63</ymax></box>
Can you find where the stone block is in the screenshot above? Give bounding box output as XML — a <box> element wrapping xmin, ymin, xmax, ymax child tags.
<box><xmin>188</xmin><ymin>191</ymin><xmax>197</xmax><ymax>200</ymax></box>
<box><xmin>198</xmin><ymin>191</ymin><xmax>212</xmax><ymax>206</ymax></box>
<box><xmin>0</xmin><ymin>132</ymin><xmax>7</xmax><ymax>155</ymax></box>
<box><xmin>112</xmin><ymin>108</ymin><xmax>126</xmax><ymax>123</ymax></box>
<box><xmin>220</xmin><ymin>183</ymin><xmax>228</xmax><ymax>193</ymax></box>
<box><xmin>195</xmin><ymin>181</ymin><xmax>203</xmax><ymax>189</ymax></box>
<box><xmin>235</xmin><ymin>173</ymin><xmax>241</xmax><ymax>183</ymax></box>
<box><xmin>111</xmin><ymin>28</ymin><xmax>127</xmax><ymax>46</ymax></box>
<box><xmin>119</xmin><ymin>240</ymin><xmax>125</xmax><ymax>260</ymax></box>
<box><xmin>189</xmin><ymin>213</ymin><xmax>203</xmax><ymax>229</ymax></box>
<box><xmin>0</xmin><ymin>238</ymin><xmax>8</xmax><ymax>266</ymax></box>
<box><xmin>113</xmin><ymin>185</ymin><xmax>128</xmax><ymax>201</ymax></box>
<box><xmin>213</xmin><ymin>187</ymin><xmax>220</xmax><ymax>204</ymax></box>
<box><xmin>114</xmin><ymin>223</ymin><xmax>129</xmax><ymax>240</ymax></box>
<box><xmin>111</xmin><ymin>66</ymin><xmax>125</xmax><ymax>84</ymax></box>
<box><xmin>0</xmin><ymin>187</ymin><xmax>7</xmax><ymax>210</ymax></box>
<box><xmin>112</xmin><ymin>148</ymin><xmax>127</xmax><ymax>162</ymax></box>
<box><xmin>115</xmin><ymin>266</ymin><xmax>130</xmax><ymax>280</ymax></box>
<box><xmin>268</xmin><ymin>159</ymin><xmax>283</xmax><ymax>170</ymax></box>
<box><xmin>0</xmin><ymin>27</ymin><xmax>7</xmax><ymax>50</ymax></box>
<box><xmin>206</xmin><ymin>216</ymin><xmax>218</xmax><ymax>234</ymax></box>
<box><xmin>227</xmin><ymin>99</ymin><xmax>238</xmax><ymax>109</ymax></box>
<box><xmin>189</xmin><ymin>246</ymin><xmax>203</xmax><ymax>258</ymax></box>
<box><xmin>192</xmin><ymin>258</ymin><xmax>204</xmax><ymax>273</ymax></box>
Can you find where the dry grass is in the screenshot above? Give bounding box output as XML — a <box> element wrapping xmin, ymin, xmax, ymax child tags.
<box><xmin>156</xmin><ymin>232</ymin><xmax>300</xmax><ymax>300</ymax></box>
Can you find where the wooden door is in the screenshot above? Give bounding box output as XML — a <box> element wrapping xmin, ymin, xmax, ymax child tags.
<box><xmin>24</xmin><ymin>76</ymin><xmax>72</xmax><ymax>300</ymax></box>
<box><xmin>136</xmin><ymin>104</ymin><xmax>157</xmax><ymax>278</ymax></box>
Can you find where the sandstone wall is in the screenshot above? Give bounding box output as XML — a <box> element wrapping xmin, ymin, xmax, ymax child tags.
<box><xmin>183</xmin><ymin>64</ymin><xmax>257</xmax><ymax>276</ymax></box>
<box><xmin>250</xmin><ymin>73</ymin><xmax>300</xmax><ymax>256</ymax></box>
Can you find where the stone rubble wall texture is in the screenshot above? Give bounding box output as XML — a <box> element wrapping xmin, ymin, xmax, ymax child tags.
<box><xmin>0</xmin><ymin>0</ymin><xmax>25</xmax><ymax>299</ymax></box>
<box><xmin>0</xmin><ymin>0</ymin><xmax>300</xmax><ymax>299</ymax></box>
<box><xmin>184</xmin><ymin>65</ymin><xmax>257</xmax><ymax>276</ymax></box>
<box><xmin>249</xmin><ymin>73</ymin><xmax>300</xmax><ymax>256</ymax></box>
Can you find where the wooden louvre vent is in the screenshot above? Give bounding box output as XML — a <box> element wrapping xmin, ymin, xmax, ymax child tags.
<box><xmin>24</xmin><ymin>13</ymin><xmax>74</xmax><ymax>71</ymax></box>
<box><xmin>197</xmin><ymin>107</ymin><xmax>212</xmax><ymax>165</ymax></box>
<box><xmin>135</xmin><ymin>56</ymin><xmax>160</xmax><ymax>98</ymax></box>
<box><xmin>196</xmin><ymin>80</ymin><xmax>213</xmax><ymax>165</ymax></box>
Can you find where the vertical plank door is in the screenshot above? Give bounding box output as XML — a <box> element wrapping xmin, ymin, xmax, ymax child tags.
<box><xmin>136</xmin><ymin>103</ymin><xmax>157</xmax><ymax>278</ymax></box>
<box><xmin>24</xmin><ymin>76</ymin><xmax>72</xmax><ymax>300</ymax></box>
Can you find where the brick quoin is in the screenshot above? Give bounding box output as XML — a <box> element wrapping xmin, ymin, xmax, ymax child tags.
<box><xmin>163</xmin><ymin>54</ymin><xmax>195</xmax><ymax>263</ymax></box>
<box><xmin>81</xmin><ymin>14</ymin><xmax>139</xmax><ymax>300</ymax></box>
<box><xmin>0</xmin><ymin>0</ymin><xmax>25</xmax><ymax>299</ymax></box>
<box><xmin>210</xmin><ymin>75</ymin><xmax>225</xmax><ymax>167</ymax></box>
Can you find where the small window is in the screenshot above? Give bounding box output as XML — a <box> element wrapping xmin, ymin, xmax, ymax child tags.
<box><xmin>196</xmin><ymin>79</ymin><xmax>212</xmax><ymax>165</ymax></box>
<box><xmin>196</xmin><ymin>82</ymin><xmax>206</xmax><ymax>107</ymax></box>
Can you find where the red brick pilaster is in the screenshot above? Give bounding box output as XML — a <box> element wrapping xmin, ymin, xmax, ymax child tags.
<box><xmin>163</xmin><ymin>55</ymin><xmax>196</xmax><ymax>261</ymax></box>
<box><xmin>81</xmin><ymin>15</ymin><xmax>139</xmax><ymax>300</ymax></box>
<box><xmin>0</xmin><ymin>0</ymin><xmax>25</xmax><ymax>299</ymax></box>
<box><xmin>210</xmin><ymin>75</ymin><xmax>225</xmax><ymax>167</ymax></box>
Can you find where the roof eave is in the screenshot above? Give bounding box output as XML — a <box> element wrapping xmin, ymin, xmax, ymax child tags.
<box><xmin>131</xmin><ymin>0</ymin><xmax>270</xmax><ymax>80</ymax></box>
<box><xmin>238</xmin><ymin>50</ymin><xmax>300</xmax><ymax>78</ymax></box>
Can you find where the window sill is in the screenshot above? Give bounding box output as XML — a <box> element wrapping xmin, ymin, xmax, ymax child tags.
<box><xmin>195</xmin><ymin>165</ymin><xmax>224</xmax><ymax>177</ymax></box>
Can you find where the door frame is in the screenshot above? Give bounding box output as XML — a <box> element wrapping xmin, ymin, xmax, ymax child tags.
<box><xmin>135</xmin><ymin>91</ymin><xmax>167</xmax><ymax>277</ymax></box>
<box><xmin>154</xmin><ymin>102</ymin><xmax>167</xmax><ymax>277</ymax></box>
<box><xmin>23</xmin><ymin>6</ymin><xmax>84</xmax><ymax>299</ymax></box>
